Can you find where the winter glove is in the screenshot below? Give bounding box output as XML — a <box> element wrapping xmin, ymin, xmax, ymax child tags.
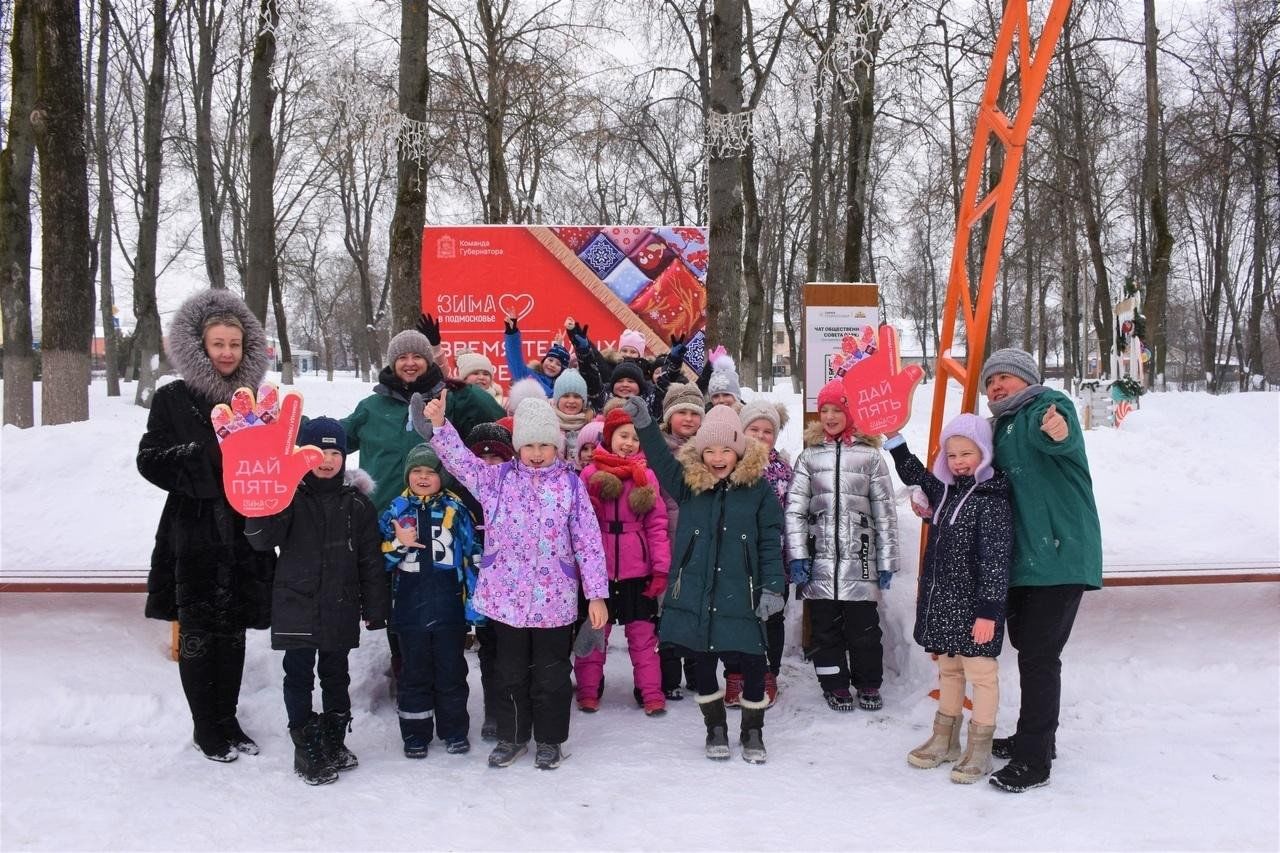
<box><xmin>409</xmin><ymin>392</ymin><xmax>434</xmax><ymax>440</ymax></box>
<box><xmin>643</xmin><ymin>575</ymin><xmax>668</xmax><ymax>600</ymax></box>
<box><xmin>621</xmin><ymin>395</ymin><xmax>652</xmax><ymax>430</ymax></box>
<box><xmin>788</xmin><ymin>559</ymin><xmax>810</xmax><ymax>586</ymax></box>
<box><xmin>569</xmin><ymin>322</ymin><xmax>591</xmax><ymax>351</ymax></box>
<box><xmin>754</xmin><ymin>589</ymin><xmax>785</xmax><ymax>621</ymax></box>
<box><xmin>878</xmin><ymin>570</ymin><xmax>893</xmax><ymax>591</ymax></box>
<box><xmin>504</xmin><ymin>316</ymin><xmax>519</xmax><ymax>334</ymax></box>
<box><xmin>668</xmin><ymin>333</ymin><xmax>687</xmax><ymax>363</ymax></box>
<box><xmin>573</xmin><ymin>624</ymin><xmax>607</xmax><ymax>657</ymax></box>
<box><xmin>416</xmin><ymin>312</ymin><xmax>442</xmax><ymax>347</ymax></box>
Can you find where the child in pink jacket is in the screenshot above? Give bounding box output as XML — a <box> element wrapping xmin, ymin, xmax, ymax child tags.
<box><xmin>574</xmin><ymin>406</ymin><xmax>672</xmax><ymax>716</ymax></box>
<box><xmin>415</xmin><ymin>390</ymin><xmax>608</xmax><ymax>771</ymax></box>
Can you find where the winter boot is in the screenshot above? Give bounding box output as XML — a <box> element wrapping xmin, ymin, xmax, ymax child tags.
<box><xmin>480</xmin><ymin>717</ymin><xmax>499</xmax><ymax>742</ymax></box>
<box><xmin>857</xmin><ymin>687</ymin><xmax>883</xmax><ymax>711</ymax></box>
<box><xmin>217</xmin><ymin>717</ymin><xmax>259</xmax><ymax>755</ymax></box>
<box><xmin>534</xmin><ymin>742</ymin><xmax>566</xmax><ymax>770</ymax></box>
<box><xmin>739</xmin><ymin>699</ymin><xmax>768</xmax><ymax>764</ymax></box>
<box><xmin>290</xmin><ymin>715</ymin><xmax>338</xmax><ymax>785</ymax></box>
<box><xmin>320</xmin><ymin>711</ymin><xmax>358</xmax><ymax>771</ymax></box>
<box><xmin>992</xmin><ymin>735</ymin><xmax>1056</xmax><ymax>761</ymax></box>
<box><xmin>663</xmin><ymin>686</ymin><xmax>685</xmax><ymax>701</ymax></box>
<box><xmin>764</xmin><ymin>672</ymin><xmax>778</xmax><ymax>708</ymax></box>
<box><xmin>989</xmin><ymin>760</ymin><xmax>1050</xmax><ymax>793</ymax></box>
<box><xmin>724</xmin><ymin>673</ymin><xmax>744</xmax><ymax>708</ymax></box>
<box><xmin>907</xmin><ymin>712</ymin><xmax>963</xmax><ymax>769</ymax></box>
<box><xmin>445</xmin><ymin>737</ymin><xmax>471</xmax><ymax>755</ymax></box>
<box><xmin>951</xmin><ymin>722</ymin><xmax>996</xmax><ymax>784</ymax></box>
<box><xmin>823</xmin><ymin>688</ymin><xmax>856</xmax><ymax>712</ymax></box>
<box><xmin>696</xmin><ymin>690</ymin><xmax>731</xmax><ymax>761</ymax></box>
<box><xmin>192</xmin><ymin>721</ymin><xmax>238</xmax><ymax>763</ymax></box>
<box><xmin>402</xmin><ymin>734</ymin><xmax>429</xmax><ymax>759</ymax></box>
<box><xmin>487</xmin><ymin>740</ymin><xmax>529</xmax><ymax>768</ymax></box>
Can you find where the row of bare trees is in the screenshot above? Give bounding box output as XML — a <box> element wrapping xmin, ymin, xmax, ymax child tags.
<box><xmin>1</xmin><ymin>0</ymin><xmax>1276</xmax><ymax>426</ymax></box>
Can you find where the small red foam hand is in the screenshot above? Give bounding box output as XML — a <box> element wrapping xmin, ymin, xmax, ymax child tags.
<box><xmin>212</xmin><ymin>389</ymin><xmax>323</xmax><ymax>517</ymax></box>
<box><xmin>840</xmin><ymin>325</ymin><xmax>925</xmax><ymax>435</ymax></box>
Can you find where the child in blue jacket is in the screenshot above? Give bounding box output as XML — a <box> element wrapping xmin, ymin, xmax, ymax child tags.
<box><xmin>379</xmin><ymin>443</ymin><xmax>480</xmax><ymax>758</ymax></box>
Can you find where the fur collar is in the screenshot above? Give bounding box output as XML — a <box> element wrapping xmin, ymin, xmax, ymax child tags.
<box><xmin>802</xmin><ymin>420</ymin><xmax>884</xmax><ymax>449</ymax></box>
<box><xmin>675</xmin><ymin>436</ymin><xmax>770</xmax><ymax>494</ymax></box>
<box><xmin>344</xmin><ymin>467</ymin><xmax>375</xmax><ymax>497</ymax></box>
<box><xmin>165</xmin><ymin>289</ymin><xmax>269</xmax><ymax>404</ymax></box>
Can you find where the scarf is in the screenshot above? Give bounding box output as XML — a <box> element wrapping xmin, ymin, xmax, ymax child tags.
<box><xmin>590</xmin><ymin>448</ymin><xmax>650</xmax><ymax>486</ymax></box>
<box><xmin>988</xmin><ymin>383</ymin><xmax>1048</xmax><ymax>419</ymax></box>
<box><xmin>376</xmin><ymin>364</ymin><xmax>445</xmax><ymax>402</ymax></box>
<box><xmin>555</xmin><ymin>409</ymin><xmax>592</xmax><ymax>432</ymax></box>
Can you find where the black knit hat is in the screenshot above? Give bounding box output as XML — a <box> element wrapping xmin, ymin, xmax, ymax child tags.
<box><xmin>608</xmin><ymin>360</ymin><xmax>647</xmax><ymax>394</ymax></box>
<box><xmin>466</xmin><ymin>421</ymin><xmax>514</xmax><ymax>461</ymax></box>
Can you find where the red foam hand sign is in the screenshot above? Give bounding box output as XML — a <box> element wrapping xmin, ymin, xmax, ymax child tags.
<box><xmin>840</xmin><ymin>325</ymin><xmax>925</xmax><ymax>435</ymax></box>
<box><xmin>212</xmin><ymin>388</ymin><xmax>323</xmax><ymax>517</ymax></box>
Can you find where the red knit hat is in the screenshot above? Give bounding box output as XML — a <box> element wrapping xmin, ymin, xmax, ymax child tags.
<box><xmin>816</xmin><ymin>378</ymin><xmax>855</xmax><ymax>441</ymax></box>
<box><xmin>602</xmin><ymin>407</ymin><xmax>633</xmax><ymax>451</ymax></box>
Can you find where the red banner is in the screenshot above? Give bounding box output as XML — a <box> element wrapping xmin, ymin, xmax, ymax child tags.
<box><xmin>421</xmin><ymin>225</ymin><xmax>709</xmax><ymax>383</ymax></box>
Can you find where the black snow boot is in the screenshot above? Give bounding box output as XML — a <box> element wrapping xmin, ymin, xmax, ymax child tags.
<box><xmin>192</xmin><ymin>720</ymin><xmax>238</xmax><ymax>763</ymax></box>
<box><xmin>739</xmin><ymin>702</ymin><xmax>767</xmax><ymax>764</ymax></box>
<box><xmin>992</xmin><ymin>735</ymin><xmax>1056</xmax><ymax>761</ymax></box>
<box><xmin>217</xmin><ymin>717</ymin><xmax>259</xmax><ymax>756</ymax></box>
<box><xmin>989</xmin><ymin>760</ymin><xmax>1050</xmax><ymax>793</ymax></box>
<box><xmin>320</xmin><ymin>711</ymin><xmax>358</xmax><ymax>771</ymax></box>
<box><xmin>697</xmin><ymin>692</ymin><xmax>730</xmax><ymax>761</ymax></box>
<box><xmin>291</xmin><ymin>715</ymin><xmax>338</xmax><ymax>786</ymax></box>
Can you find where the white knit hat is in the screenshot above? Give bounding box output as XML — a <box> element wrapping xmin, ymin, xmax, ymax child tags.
<box><xmin>552</xmin><ymin>368</ymin><xmax>588</xmax><ymax>402</ymax></box>
<box><xmin>455</xmin><ymin>350</ymin><xmax>495</xmax><ymax>380</ymax></box>
<box><xmin>707</xmin><ymin>353</ymin><xmax>742</xmax><ymax>402</ymax></box>
<box><xmin>512</xmin><ymin>397</ymin><xmax>564</xmax><ymax>451</ymax></box>
<box><xmin>506</xmin><ymin>377</ymin><xmax>548</xmax><ymax>415</ymax></box>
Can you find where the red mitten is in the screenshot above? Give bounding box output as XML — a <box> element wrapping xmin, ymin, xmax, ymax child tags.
<box><xmin>644</xmin><ymin>575</ymin><xmax>668</xmax><ymax>600</ymax></box>
<box><xmin>840</xmin><ymin>325</ymin><xmax>925</xmax><ymax>435</ymax></box>
<box><xmin>214</xmin><ymin>390</ymin><xmax>323</xmax><ymax>517</ymax></box>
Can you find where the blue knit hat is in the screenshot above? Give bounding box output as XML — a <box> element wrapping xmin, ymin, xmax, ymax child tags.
<box><xmin>553</xmin><ymin>368</ymin><xmax>588</xmax><ymax>402</ymax></box>
<box><xmin>298</xmin><ymin>416</ymin><xmax>346</xmax><ymax>455</ymax></box>
<box><xmin>543</xmin><ymin>343</ymin><xmax>571</xmax><ymax>369</ymax></box>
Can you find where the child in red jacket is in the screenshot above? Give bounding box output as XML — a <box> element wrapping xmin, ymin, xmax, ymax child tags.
<box><xmin>574</xmin><ymin>406</ymin><xmax>672</xmax><ymax>715</ymax></box>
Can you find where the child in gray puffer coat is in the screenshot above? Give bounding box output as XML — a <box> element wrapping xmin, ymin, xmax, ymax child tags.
<box><xmin>784</xmin><ymin>378</ymin><xmax>898</xmax><ymax>712</ymax></box>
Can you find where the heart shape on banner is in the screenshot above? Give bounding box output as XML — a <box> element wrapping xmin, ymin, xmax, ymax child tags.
<box><xmin>498</xmin><ymin>293</ymin><xmax>535</xmax><ymax>320</ymax></box>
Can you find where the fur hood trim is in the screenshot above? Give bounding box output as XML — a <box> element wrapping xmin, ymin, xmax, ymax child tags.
<box><xmin>802</xmin><ymin>420</ymin><xmax>883</xmax><ymax>449</ymax></box>
<box><xmin>166</xmin><ymin>289</ymin><xmax>269</xmax><ymax>403</ymax></box>
<box><xmin>344</xmin><ymin>467</ymin><xmax>375</xmax><ymax>497</ymax></box>
<box><xmin>675</xmin><ymin>435</ymin><xmax>770</xmax><ymax>494</ymax></box>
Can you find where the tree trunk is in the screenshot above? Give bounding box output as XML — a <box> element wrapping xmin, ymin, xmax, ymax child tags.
<box><xmin>1141</xmin><ymin>0</ymin><xmax>1172</xmax><ymax>390</ymax></box>
<box><xmin>841</xmin><ymin>36</ymin><xmax>879</xmax><ymax>282</ymax></box>
<box><xmin>95</xmin><ymin>0</ymin><xmax>119</xmax><ymax>396</ymax></box>
<box><xmin>129</xmin><ymin>0</ymin><xmax>169</xmax><ymax>409</ymax></box>
<box><xmin>1062</xmin><ymin>15</ymin><xmax>1113</xmax><ymax>376</ymax></box>
<box><xmin>190</xmin><ymin>0</ymin><xmax>227</xmax><ymax>290</ymax></box>
<box><xmin>739</xmin><ymin>142</ymin><xmax>765</xmax><ymax>388</ymax></box>
<box><xmin>0</xmin><ymin>0</ymin><xmax>37</xmax><ymax>427</ymax></box>
<box><xmin>33</xmin><ymin>0</ymin><xmax>93</xmax><ymax>424</ymax></box>
<box><xmin>705</xmin><ymin>0</ymin><xmax>745</xmax><ymax>356</ymax></box>
<box><xmin>1243</xmin><ymin>59</ymin><xmax>1271</xmax><ymax>389</ymax></box>
<box><xmin>270</xmin><ymin>266</ymin><xmax>292</xmax><ymax>384</ymax></box>
<box><xmin>244</xmin><ymin>0</ymin><xmax>278</xmax><ymax>323</ymax></box>
<box><xmin>388</xmin><ymin>0</ymin><xmax>430</xmax><ymax>333</ymax></box>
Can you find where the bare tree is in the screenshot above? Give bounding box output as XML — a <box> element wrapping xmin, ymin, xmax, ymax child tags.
<box><xmin>243</xmin><ymin>0</ymin><xmax>278</xmax><ymax>322</ymax></box>
<box><xmin>387</xmin><ymin>0</ymin><xmax>429</xmax><ymax>332</ymax></box>
<box><xmin>0</xmin><ymin>0</ymin><xmax>37</xmax><ymax>426</ymax></box>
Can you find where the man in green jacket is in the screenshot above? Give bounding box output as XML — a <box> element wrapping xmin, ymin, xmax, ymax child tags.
<box><xmin>980</xmin><ymin>348</ymin><xmax>1102</xmax><ymax>794</ymax></box>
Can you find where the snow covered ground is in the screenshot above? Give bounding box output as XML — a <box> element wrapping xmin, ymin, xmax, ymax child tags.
<box><xmin>1</xmin><ymin>375</ymin><xmax>1278</xmax><ymax>850</ymax></box>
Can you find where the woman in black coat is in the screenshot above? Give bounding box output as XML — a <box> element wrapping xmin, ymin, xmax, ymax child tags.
<box><xmin>137</xmin><ymin>289</ymin><xmax>275</xmax><ymax>762</ymax></box>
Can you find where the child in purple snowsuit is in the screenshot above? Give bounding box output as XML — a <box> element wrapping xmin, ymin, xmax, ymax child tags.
<box><xmin>413</xmin><ymin>389</ymin><xmax>609</xmax><ymax>771</ymax></box>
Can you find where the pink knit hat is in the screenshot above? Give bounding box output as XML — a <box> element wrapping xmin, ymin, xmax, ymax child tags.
<box><xmin>693</xmin><ymin>404</ymin><xmax>748</xmax><ymax>457</ymax></box>
<box><xmin>618</xmin><ymin>329</ymin><xmax>647</xmax><ymax>357</ymax></box>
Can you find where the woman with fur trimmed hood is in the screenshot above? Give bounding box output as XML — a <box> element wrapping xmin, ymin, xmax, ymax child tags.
<box><xmin>625</xmin><ymin>398</ymin><xmax>784</xmax><ymax>764</ymax></box>
<box><xmin>785</xmin><ymin>379</ymin><xmax>898</xmax><ymax>713</ymax></box>
<box><xmin>137</xmin><ymin>289</ymin><xmax>276</xmax><ymax>763</ymax></box>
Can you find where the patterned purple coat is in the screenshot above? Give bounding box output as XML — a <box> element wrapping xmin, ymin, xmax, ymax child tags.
<box><xmin>431</xmin><ymin>421</ymin><xmax>608</xmax><ymax>628</ymax></box>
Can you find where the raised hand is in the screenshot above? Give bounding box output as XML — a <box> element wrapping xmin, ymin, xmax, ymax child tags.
<box><xmin>1041</xmin><ymin>404</ymin><xmax>1068</xmax><ymax>442</ymax></box>
<box><xmin>568</xmin><ymin>320</ymin><xmax>590</xmax><ymax>349</ymax></box>
<box><xmin>213</xmin><ymin>389</ymin><xmax>324</xmax><ymax>517</ymax></box>
<box><xmin>839</xmin><ymin>325</ymin><xmax>925</xmax><ymax>436</ymax></box>
<box><xmin>504</xmin><ymin>316</ymin><xmax>519</xmax><ymax>334</ymax></box>
<box><xmin>416</xmin><ymin>312</ymin><xmax>442</xmax><ymax>346</ymax></box>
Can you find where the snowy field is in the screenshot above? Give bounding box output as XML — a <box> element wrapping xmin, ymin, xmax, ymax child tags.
<box><xmin>1</xmin><ymin>375</ymin><xmax>1278</xmax><ymax>851</ymax></box>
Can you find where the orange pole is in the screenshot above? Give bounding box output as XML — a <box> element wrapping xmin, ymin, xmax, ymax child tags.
<box><xmin>926</xmin><ymin>0</ymin><xmax>1073</xmax><ymax>467</ymax></box>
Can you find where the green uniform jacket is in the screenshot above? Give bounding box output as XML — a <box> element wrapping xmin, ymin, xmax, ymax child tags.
<box><xmin>992</xmin><ymin>388</ymin><xmax>1103</xmax><ymax>590</ymax></box>
<box><xmin>638</xmin><ymin>420</ymin><xmax>784</xmax><ymax>656</ymax></box>
<box><xmin>343</xmin><ymin>380</ymin><xmax>504</xmax><ymax>512</ymax></box>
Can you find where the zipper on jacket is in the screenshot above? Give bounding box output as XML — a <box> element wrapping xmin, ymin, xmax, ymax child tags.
<box><xmin>671</xmin><ymin>532</ymin><xmax>697</xmax><ymax>600</ymax></box>
<box><xmin>833</xmin><ymin>440</ymin><xmax>842</xmax><ymax>598</ymax></box>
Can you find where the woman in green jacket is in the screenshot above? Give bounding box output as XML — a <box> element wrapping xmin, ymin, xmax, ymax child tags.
<box><xmin>624</xmin><ymin>398</ymin><xmax>784</xmax><ymax>765</ymax></box>
<box><xmin>980</xmin><ymin>348</ymin><xmax>1102</xmax><ymax>795</ymax></box>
